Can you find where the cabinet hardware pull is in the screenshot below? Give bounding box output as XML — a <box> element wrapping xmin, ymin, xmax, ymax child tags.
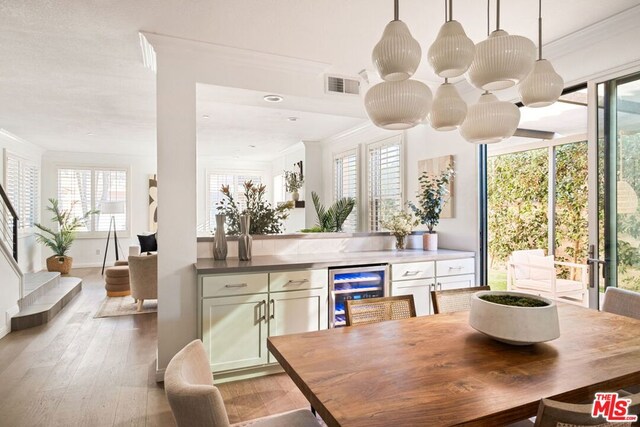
<box><xmin>448</xmin><ymin>266</ymin><xmax>464</xmax><ymax>270</ymax></box>
<box><xmin>225</xmin><ymin>283</ymin><xmax>248</xmax><ymax>288</ymax></box>
<box><xmin>270</xmin><ymin>299</ymin><xmax>275</xmax><ymax>319</ymax></box>
<box><xmin>259</xmin><ymin>300</ymin><xmax>266</xmax><ymax>321</ymax></box>
<box><xmin>284</xmin><ymin>279</ymin><xmax>309</xmax><ymax>286</ymax></box>
<box><xmin>403</xmin><ymin>271</ymin><xmax>421</xmax><ymax>276</ymax></box>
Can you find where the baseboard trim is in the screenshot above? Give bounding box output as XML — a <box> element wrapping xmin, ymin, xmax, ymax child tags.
<box><xmin>0</xmin><ymin>305</ymin><xmax>19</xmax><ymax>339</ymax></box>
<box><xmin>155</xmin><ymin>368</ymin><xmax>166</xmax><ymax>383</ymax></box>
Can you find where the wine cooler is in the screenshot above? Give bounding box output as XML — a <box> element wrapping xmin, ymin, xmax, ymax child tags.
<box><xmin>329</xmin><ymin>264</ymin><xmax>389</xmax><ymax>328</ymax></box>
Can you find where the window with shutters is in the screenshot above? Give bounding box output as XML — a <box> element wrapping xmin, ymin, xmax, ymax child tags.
<box><xmin>333</xmin><ymin>149</ymin><xmax>358</xmax><ymax>232</ymax></box>
<box><xmin>367</xmin><ymin>137</ymin><xmax>403</xmax><ymax>231</ymax></box>
<box><xmin>4</xmin><ymin>153</ymin><xmax>39</xmax><ymax>232</ymax></box>
<box><xmin>56</xmin><ymin>167</ymin><xmax>128</xmax><ymax>234</ymax></box>
<box><xmin>207</xmin><ymin>171</ymin><xmax>263</xmax><ymax>229</ymax></box>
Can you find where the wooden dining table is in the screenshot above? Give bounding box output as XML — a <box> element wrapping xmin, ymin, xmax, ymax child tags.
<box><xmin>267</xmin><ymin>303</ymin><xmax>640</xmax><ymax>426</ymax></box>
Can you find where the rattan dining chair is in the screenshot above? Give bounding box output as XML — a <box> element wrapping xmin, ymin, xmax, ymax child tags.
<box><xmin>345</xmin><ymin>295</ymin><xmax>416</xmax><ymax>326</ymax></box>
<box><xmin>431</xmin><ymin>286</ymin><xmax>491</xmax><ymax>315</ymax></box>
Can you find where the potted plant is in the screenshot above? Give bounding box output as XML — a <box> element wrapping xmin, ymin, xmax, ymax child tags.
<box><xmin>409</xmin><ymin>165</ymin><xmax>455</xmax><ymax>251</ymax></box>
<box><xmin>35</xmin><ymin>198</ymin><xmax>98</xmax><ymax>274</ymax></box>
<box><xmin>284</xmin><ymin>169</ymin><xmax>304</xmax><ymax>202</ymax></box>
<box><xmin>306</xmin><ymin>191</ymin><xmax>355</xmax><ymax>232</ymax></box>
<box><xmin>380</xmin><ymin>209</ymin><xmax>418</xmax><ymax>250</ymax></box>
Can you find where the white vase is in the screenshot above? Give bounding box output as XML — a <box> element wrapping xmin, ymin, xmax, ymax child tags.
<box><xmin>422</xmin><ymin>233</ymin><xmax>438</xmax><ymax>251</ymax></box>
<box><xmin>291</xmin><ymin>191</ymin><xmax>300</xmax><ymax>202</ymax></box>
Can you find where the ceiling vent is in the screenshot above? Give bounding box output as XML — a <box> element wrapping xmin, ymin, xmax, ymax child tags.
<box><xmin>326</xmin><ymin>75</ymin><xmax>360</xmax><ymax>95</ymax></box>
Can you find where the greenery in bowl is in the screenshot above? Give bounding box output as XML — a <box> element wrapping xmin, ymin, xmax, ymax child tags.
<box><xmin>479</xmin><ymin>294</ymin><xmax>549</xmax><ymax>308</ymax></box>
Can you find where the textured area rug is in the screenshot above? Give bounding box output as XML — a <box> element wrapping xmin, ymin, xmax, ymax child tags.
<box><xmin>94</xmin><ymin>296</ymin><xmax>157</xmax><ymax>318</ymax></box>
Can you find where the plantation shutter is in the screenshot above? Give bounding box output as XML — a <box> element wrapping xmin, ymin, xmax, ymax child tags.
<box><xmin>58</xmin><ymin>168</ymin><xmax>93</xmax><ymax>232</ymax></box>
<box><xmin>94</xmin><ymin>169</ymin><xmax>127</xmax><ymax>231</ymax></box>
<box><xmin>208</xmin><ymin>172</ymin><xmax>263</xmax><ymax>228</ymax></box>
<box><xmin>334</xmin><ymin>149</ymin><xmax>358</xmax><ymax>232</ymax></box>
<box><xmin>5</xmin><ymin>154</ymin><xmax>39</xmax><ymax>230</ymax></box>
<box><xmin>368</xmin><ymin>139</ymin><xmax>403</xmax><ymax>231</ymax></box>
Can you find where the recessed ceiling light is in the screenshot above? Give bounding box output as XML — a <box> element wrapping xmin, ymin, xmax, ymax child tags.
<box><xmin>87</xmin><ymin>132</ymin><xmax>94</xmax><ymax>136</ymax></box>
<box><xmin>263</xmin><ymin>94</ymin><xmax>284</xmax><ymax>103</ymax></box>
<box><xmin>287</xmin><ymin>117</ymin><xmax>298</xmax><ymax>122</ymax></box>
<box><xmin>202</xmin><ymin>114</ymin><xmax>210</xmax><ymax>119</ymax></box>
<box><xmin>248</xmin><ymin>144</ymin><xmax>256</xmax><ymax>148</ymax></box>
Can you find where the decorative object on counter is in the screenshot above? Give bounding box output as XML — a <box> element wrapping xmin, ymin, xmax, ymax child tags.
<box><xmin>380</xmin><ymin>209</ymin><xmax>418</xmax><ymax>250</ymax></box>
<box><xmin>310</xmin><ymin>191</ymin><xmax>356</xmax><ymax>232</ymax></box>
<box><xmin>213</xmin><ymin>214</ymin><xmax>228</xmax><ymax>260</ymax></box>
<box><xmin>35</xmin><ymin>198</ymin><xmax>98</xmax><ymax>274</ymax></box>
<box><xmin>469</xmin><ymin>290</ymin><xmax>560</xmax><ymax>345</ymax></box>
<box><xmin>409</xmin><ymin>163</ymin><xmax>455</xmax><ymax>251</ymax></box>
<box><xmin>238</xmin><ymin>214</ymin><xmax>252</xmax><ymax>261</ymax></box>
<box><xmin>284</xmin><ymin>168</ymin><xmax>304</xmax><ymax>202</ymax></box>
<box><xmin>217</xmin><ymin>181</ymin><xmax>294</xmax><ymax>235</ymax></box>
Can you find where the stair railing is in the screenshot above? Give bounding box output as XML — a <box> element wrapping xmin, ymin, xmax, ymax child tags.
<box><xmin>0</xmin><ymin>184</ymin><xmax>18</xmax><ymax>262</ymax></box>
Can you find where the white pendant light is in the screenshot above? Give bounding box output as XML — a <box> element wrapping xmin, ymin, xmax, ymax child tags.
<box><xmin>428</xmin><ymin>0</ymin><xmax>475</xmax><ymax>78</ymax></box>
<box><xmin>365</xmin><ymin>80</ymin><xmax>432</xmax><ymax>130</ymax></box>
<box><xmin>460</xmin><ymin>92</ymin><xmax>520</xmax><ymax>144</ymax></box>
<box><xmin>467</xmin><ymin>0</ymin><xmax>536</xmax><ymax>91</ymax></box>
<box><xmin>429</xmin><ymin>79</ymin><xmax>467</xmax><ymax>131</ymax></box>
<box><xmin>518</xmin><ymin>0</ymin><xmax>564</xmax><ymax>107</ymax></box>
<box><xmin>372</xmin><ymin>0</ymin><xmax>421</xmax><ymax>82</ymax></box>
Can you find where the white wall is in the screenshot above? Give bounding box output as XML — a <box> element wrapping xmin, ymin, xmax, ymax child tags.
<box><xmin>270</xmin><ymin>142</ymin><xmax>306</xmax><ymax>232</ymax></box>
<box><xmin>0</xmin><ymin>130</ymin><xmax>44</xmax><ymax>273</ymax></box>
<box><xmin>40</xmin><ymin>151</ymin><xmax>157</xmax><ymax>268</ymax></box>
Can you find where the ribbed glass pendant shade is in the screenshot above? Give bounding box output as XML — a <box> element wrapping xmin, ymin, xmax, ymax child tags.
<box><xmin>428</xmin><ymin>20</ymin><xmax>475</xmax><ymax>78</ymax></box>
<box><xmin>429</xmin><ymin>82</ymin><xmax>467</xmax><ymax>131</ymax></box>
<box><xmin>365</xmin><ymin>80</ymin><xmax>432</xmax><ymax>130</ymax></box>
<box><xmin>467</xmin><ymin>30</ymin><xmax>536</xmax><ymax>91</ymax></box>
<box><xmin>460</xmin><ymin>92</ymin><xmax>520</xmax><ymax>144</ymax></box>
<box><xmin>372</xmin><ymin>20</ymin><xmax>422</xmax><ymax>81</ymax></box>
<box><xmin>618</xmin><ymin>180</ymin><xmax>638</xmax><ymax>214</ymax></box>
<box><xmin>518</xmin><ymin>59</ymin><xmax>564</xmax><ymax>108</ymax></box>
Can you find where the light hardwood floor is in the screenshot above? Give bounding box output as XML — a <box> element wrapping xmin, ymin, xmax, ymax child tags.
<box><xmin>0</xmin><ymin>268</ymin><xmax>308</xmax><ymax>427</ymax></box>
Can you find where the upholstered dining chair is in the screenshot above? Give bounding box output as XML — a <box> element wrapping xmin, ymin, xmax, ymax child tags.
<box><xmin>164</xmin><ymin>340</ymin><xmax>320</xmax><ymax>427</ymax></box>
<box><xmin>602</xmin><ymin>287</ymin><xmax>640</xmax><ymax>320</ymax></box>
<box><xmin>128</xmin><ymin>254</ymin><xmax>157</xmax><ymax>311</ymax></box>
<box><xmin>431</xmin><ymin>286</ymin><xmax>491</xmax><ymax>315</ymax></box>
<box><xmin>345</xmin><ymin>295</ymin><xmax>416</xmax><ymax>326</ymax></box>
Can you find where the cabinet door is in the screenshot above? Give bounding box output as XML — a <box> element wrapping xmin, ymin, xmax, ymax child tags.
<box><xmin>202</xmin><ymin>294</ymin><xmax>268</xmax><ymax>372</ymax></box>
<box><xmin>437</xmin><ymin>274</ymin><xmax>475</xmax><ymax>290</ymax></box>
<box><xmin>268</xmin><ymin>288</ymin><xmax>328</xmax><ymax>363</ymax></box>
<box><xmin>391</xmin><ymin>279</ymin><xmax>435</xmax><ymax>316</ymax></box>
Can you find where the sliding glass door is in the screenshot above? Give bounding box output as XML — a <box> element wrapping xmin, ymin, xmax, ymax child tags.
<box><xmin>590</xmin><ymin>73</ymin><xmax>640</xmax><ymax>305</ymax></box>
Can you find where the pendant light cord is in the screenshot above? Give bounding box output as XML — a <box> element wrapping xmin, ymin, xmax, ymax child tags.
<box><xmin>496</xmin><ymin>0</ymin><xmax>500</xmax><ymax>31</ymax></box>
<box><xmin>487</xmin><ymin>0</ymin><xmax>490</xmax><ymax>36</ymax></box>
<box><xmin>394</xmin><ymin>0</ymin><xmax>399</xmax><ymax>21</ymax></box>
<box><xmin>448</xmin><ymin>0</ymin><xmax>453</xmax><ymax>21</ymax></box>
<box><xmin>538</xmin><ymin>0</ymin><xmax>543</xmax><ymax>59</ymax></box>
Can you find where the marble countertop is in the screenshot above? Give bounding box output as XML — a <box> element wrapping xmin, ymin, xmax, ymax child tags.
<box><xmin>195</xmin><ymin>249</ymin><xmax>475</xmax><ymax>274</ymax></box>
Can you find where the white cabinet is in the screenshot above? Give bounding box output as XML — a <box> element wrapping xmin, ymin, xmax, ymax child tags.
<box><xmin>200</xmin><ymin>268</ymin><xmax>328</xmax><ymax>374</ymax></box>
<box><xmin>391</xmin><ymin>257</ymin><xmax>476</xmax><ymax>316</ymax></box>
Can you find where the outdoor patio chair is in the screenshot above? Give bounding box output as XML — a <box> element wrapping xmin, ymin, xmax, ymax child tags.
<box><xmin>345</xmin><ymin>295</ymin><xmax>416</xmax><ymax>326</ymax></box>
<box><xmin>507</xmin><ymin>249</ymin><xmax>588</xmax><ymax>307</ymax></box>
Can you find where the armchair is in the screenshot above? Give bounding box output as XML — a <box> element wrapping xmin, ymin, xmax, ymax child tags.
<box><xmin>128</xmin><ymin>254</ymin><xmax>157</xmax><ymax>311</ymax></box>
<box><xmin>507</xmin><ymin>249</ymin><xmax>588</xmax><ymax>307</ymax></box>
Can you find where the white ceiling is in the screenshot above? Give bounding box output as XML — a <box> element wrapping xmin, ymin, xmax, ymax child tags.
<box><xmin>0</xmin><ymin>1</ymin><xmax>638</xmax><ymax>156</ymax></box>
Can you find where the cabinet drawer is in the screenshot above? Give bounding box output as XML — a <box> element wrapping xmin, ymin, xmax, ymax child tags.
<box><xmin>202</xmin><ymin>273</ymin><xmax>268</xmax><ymax>297</ymax></box>
<box><xmin>392</xmin><ymin>261</ymin><xmax>435</xmax><ymax>281</ymax></box>
<box><xmin>270</xmin><ymin>269</ymin><xmax>328</xmax><ymax>292</ymax></box>
<box><xmin>436</xmin><ymin>258</ymin><xmax>475</xmax><ymax>277</ymax></box>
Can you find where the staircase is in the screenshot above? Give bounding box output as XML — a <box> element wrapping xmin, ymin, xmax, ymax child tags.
<box><xmin>0</xmin><ymin>184</ymin><xmax>82</xmax><ymax>334</ymax></box>
<box><xmin>11</xmin><ymin>272</ymin><xmax>82</xmax><ymax>330</ymax></box>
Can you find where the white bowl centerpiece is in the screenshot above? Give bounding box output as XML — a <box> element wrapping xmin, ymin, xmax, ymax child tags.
<box><xmin>469</xmin><ymin>290</ymin><xmax>560</xmax><ymax>345</ymax></box>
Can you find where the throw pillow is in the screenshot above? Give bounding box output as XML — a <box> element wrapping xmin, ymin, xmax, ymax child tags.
<box><xmin>138</xmin><ymin>233</ymin><xmax>157</xmax><ymax>253</ymax></box>
<box><xmin>528</xmin><ymin>255</ymin><xmax>554</xmax><ymax>281</ymax></box>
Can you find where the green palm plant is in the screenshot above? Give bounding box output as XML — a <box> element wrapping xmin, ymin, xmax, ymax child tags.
<box><xmin>35</xmin><ymin>198</ymin><xmax>98</xmax><ymax>256</ymax></box>
<box><xmin>311</xmin><ymin>191</ymin><xmax>355</xmax><ymax>232</ymax></box>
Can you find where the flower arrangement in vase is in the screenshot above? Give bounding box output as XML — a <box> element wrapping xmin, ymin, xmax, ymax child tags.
<box><xmin>284</xmin><ymin>169</ymin><xmax>304</xmax><ymax>202</ymax></box>
<box><xmin>409</xmin><ymin>165</ymin><xmax>455</xmax><ymax>251</ymax></box>
<box><xmin>380</xmin><ymin>208</ymin><xmax>418</xmax><ymax>250</ymax></box>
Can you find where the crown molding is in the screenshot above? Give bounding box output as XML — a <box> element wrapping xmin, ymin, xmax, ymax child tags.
<box><xmin>0</xmin><ymin>129</ymin><xmax>45</xmax><ymax>153</ymax></box>
<box><xmin>139</xmin><ymin>33</ymin><xmax>157</xmax><ymax>74</ymax></box>
<box><xmin>139</xmin><ymin>31</ymin><xmax>330</xmax><ymax>76</ymax></box>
